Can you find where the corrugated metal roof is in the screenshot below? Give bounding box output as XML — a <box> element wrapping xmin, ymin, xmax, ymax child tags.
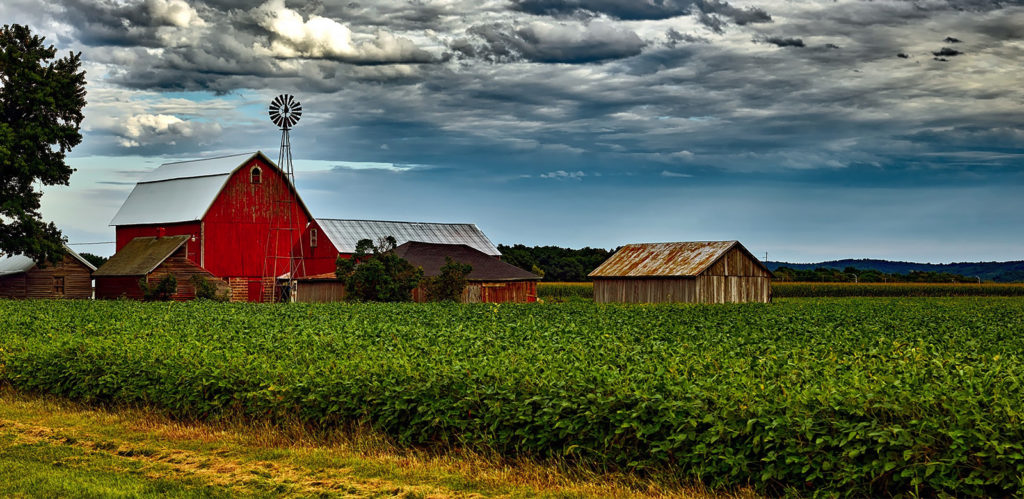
<box><xmin>0</xmin><ymin>244</ymin><xmax>97</xmax><ymax>276</ymax></box>
<box><xmin>93</xmin><ymin>235</ymin><xmax>189</xmax><ymax>276</ymax></box>
<box><xmin>141</xmin><ymin>152</ymin><xmax>259</xmax><ymax>183</ymax></box>
<box><xmin>109</xmin><ymin>175</ymin><xmax>230</xmax><ymax>225</ymax></box>
<box><xmin>0</xmin><ymin>254</ymin><xmax>35</xmax><ymax>277</ymax></box>
<box><xmin>109</xmin><ymin>152</ymin><xmax>295</xmax><ymax>227</ymax></box>
<box><xmin>588</xmin><ymin>241</ymin><xmax>742</xmax><ymax>278</ymax></box>
<box><xmin>317</xmin><ymin>219</ymin><xmax>501</xmax><ymax>257</ymax></box>
<box><xmin>394</xmin><ymin>242</ymin><xmax>540</xmax><ymax>281</ymax></box>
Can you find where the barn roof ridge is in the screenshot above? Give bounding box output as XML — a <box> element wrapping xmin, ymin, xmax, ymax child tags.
<box><xmin>93</xmin><ymin>235</ymin><xmax>190</xmax><ymax>277</ymax></box>
<box><xmin>316</xmin><ymin>219</ymin><xmax>501</xmax><ymax>257</ymax></box>
<box><xmin>109</xmin><ymin>151</ymin><xmax>314</xmax><ymax>227</ymax></box>
<box><xmin>588</xmin><ymin>240</ymin><xmax>770</xmax><ymax>278</ymax></box>
<box><xmin>0</xmin><ymin>243</ymin><xmax>97</xmax><ymax>276</ymax></box>
<box><xmin>317</xmin><ymin>218</ymin><xmax>483</xmax><ymax>226</ymax></box>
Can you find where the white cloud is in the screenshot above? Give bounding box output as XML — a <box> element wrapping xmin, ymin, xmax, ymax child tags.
<box><xmin>540</xmin><ymin>170</ymin><xmax>585</xmax><ymax>180</ymax></box>
<box><xmin>146</xmin><ymin>0</ymin><xmax>204</xmax><ymax>28</ymax></box>
<box><xmin>253</xmin><ymin>0</ymin><xmax>431</xmax><ymax>62</ymax></box>
<box><xmin>661</xmin><ymin>170</ymin><xmax>693</xmax><ymax>177</ymax></box>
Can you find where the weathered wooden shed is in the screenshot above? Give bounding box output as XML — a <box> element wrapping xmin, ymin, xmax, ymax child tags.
<box><xmin>588</xmin><ymin>241</ymin><xmax>772</xmax><ymax>304</ymax></box>
<box><xmin>0</xmin><ymin>245</ymin><xmax>96</xmax><ymax>299</ymax></box>
<box><xmin>94</xmin><ymin>235</ymin><xmax>229</xmax><ymax>301</ymax></box>
<box><xmin>394</xmin><ymin>241</ymin><xmax>540</xmax><ymax>303</ymax></box>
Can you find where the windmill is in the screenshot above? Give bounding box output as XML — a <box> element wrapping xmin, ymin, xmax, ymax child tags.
<box><xmin>264</xmin><ymin>94</ymin><xmax>304</xmax><ymax>302</ymax></box>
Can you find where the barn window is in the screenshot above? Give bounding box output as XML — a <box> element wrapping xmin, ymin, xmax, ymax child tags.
<box><xmin>53</xmin><ymin>276</ymin><xmax>65</xmax><ymax>296</ymax></box>
<box><xmin>310</xmin><ymin>228</ymin><xmax>318</xmax><ymax>248</ymax></box>
<box><xmin>250</xmin><ymin>166</ymin><xmax>262</xmax><ymax>184</ymax></box>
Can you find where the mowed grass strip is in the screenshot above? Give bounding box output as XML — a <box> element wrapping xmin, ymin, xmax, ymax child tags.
<box><xmin>0</xmin><ymin>387</ymin><xmax>734</xmax><ymax>498</ymax></box>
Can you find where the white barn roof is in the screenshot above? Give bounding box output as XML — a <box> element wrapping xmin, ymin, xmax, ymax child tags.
<box><xmin>317</xmin><ymin>219</ymin><xmax>501</xmax><ymax>257</ymax></box>
<box><xmin>109</xmin><ymin>152</ymin><xmax>300</xmax><ymax>226</ymax></box>
<box><xmin>0</xmin><ymin>244</ymin><xmax>97</xmax><ymax>276</ymax></box>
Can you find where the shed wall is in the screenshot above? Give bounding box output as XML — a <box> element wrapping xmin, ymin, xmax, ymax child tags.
<box><xmin>294</xmin><ymin>280</ymin><xmax>347</xmax><ymax>303</ymax></box>
<box><xmin>410</xmin><ymin>280</ymin><xmax>537</xmax><ymax>303</ymax></box>
<box><xmin>95</xmin><ymin>246</ymin><xmax>229</xmax><ymax>301</ymax></box>
<box><xmin>593</xmin><ymin>278</ymin><xmax>697</xmax><ymax>304</ymax></box>
<box><xmin>0</xmin><ymin>254</ymin><xmax>92</xmax><ymax>299</ymax></box>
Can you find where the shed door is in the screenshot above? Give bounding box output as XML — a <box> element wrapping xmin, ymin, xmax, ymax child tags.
<box><xmin>247</xmin><ymin>279</ymin><xmax>263</xmax><ymax>302</ymax></box>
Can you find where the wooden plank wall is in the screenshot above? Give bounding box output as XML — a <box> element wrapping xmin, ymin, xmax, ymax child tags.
<box><xmin>95</xmin><ymin>276</ymin><xmax>144</xmax><ymax>300</ymax></box>
<box><xmin>0</xmin><ymin>254</ymin><xmax>93</xmax><ymax>299</ymax></box>
<box><xmin>697</xmin><ymin>247</ymin><xmax>771</xmax><ymax>303</ymax></box>
<box><xmin>410</xmin><ymin>281</ymin><xmax>537</xmax><ymax>303</ymax></box>
<box><xmin>0</xmin><ymin>274</ymin><xmax>28</xmax><ymax>299</ymax></box>
<box><xmin>295</xmin><ymin>281</ymin><xmax>346</xmax><ymax>303</ymax></box>
<box><xmin>593</xmin><ymin>278</ymin><xmax>697</xmax><ymax>304</ymax></box>
<box><xmin>147</xmin><ymin>248</ymin><xmax>231</xmax><ymax>301</ymax></box>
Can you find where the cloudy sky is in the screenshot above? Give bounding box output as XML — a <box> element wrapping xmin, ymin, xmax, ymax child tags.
<box><xmin>4</xmin><ymin>0</ymin><xmax>1023</xmax><ymax>262</ymax></box>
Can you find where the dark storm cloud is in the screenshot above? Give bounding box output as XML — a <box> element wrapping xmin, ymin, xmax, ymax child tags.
<box><xmin>452</xmin><ymin>22</ymin><xmax>645</xmax><ymax>63</ymax></box>
<box><xmin>56</xmin><ymin>0</ymin><xmax>175</xmax><ymax>47</ymax></box>
<box><xmin>762</xmin><ymin>36</ymin><xmax>805</xmax><ymax>48</ymax></box>
<box><xmin>932</xmin><ymin>47</ymin><xmax>964</xmax><ymax>56</ymax></box>
<box><xmin>509</xmin><ymin>0</ymin><xmax>771</xmax><ymax>28</ymax></box>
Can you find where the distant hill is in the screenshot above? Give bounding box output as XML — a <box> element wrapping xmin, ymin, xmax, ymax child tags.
<box><xmin>765</xmin><ymin>259</ymin><xmax>1024</xmax><ymax>283</ymax></box>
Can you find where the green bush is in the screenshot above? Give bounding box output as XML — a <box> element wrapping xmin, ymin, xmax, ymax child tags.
<box><xmin>189</xmin><ymin>274</ymin><xmax>227</xmax><ymax>302</ymax></box>
<box><xmin>335</xmin><ymin>237</ymin><xmax>422</xmax><ymax>302</ymax></box>
<box><xmin>422</xmin><ymin>257</ymin><xmax>472</xmax><ymax>302</ymax></box>
<box><xmin>2</xmin><ymin>298</ymin><xmax>1023</xmax><ymax>496</ymax></box>
<box><xmin>138</xmin><ymin>274</ymin><xmax>176</xmax><ymax>301</ymax></box>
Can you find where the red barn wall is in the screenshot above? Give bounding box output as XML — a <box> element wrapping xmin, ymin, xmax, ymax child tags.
<box><xmin>116</xmin><ymin>221</ymin><xmax>201</xmax><ymax>265</ymax></box>
<box><xmin>297</xmin><ymin>219</ymin><xmax>341</xmax><ymax>277</ymax></box>
<box><xmin>201</xmin><ymin>157</ymin><xmax>311</xmax><ymax>280</ymax></box>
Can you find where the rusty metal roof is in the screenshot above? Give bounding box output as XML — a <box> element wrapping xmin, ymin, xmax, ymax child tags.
<box><xmin>589</xmin><ymin>241</ymin><xmax>756</xmax><ymax>278</ymax></box>
<box><xmin>317</xmin><ymin>219</ymin><xmax>501</xmax><ymax>257</ymax></box>
<box><xmin>93</xmin><ymin>235</ymin><xmax>189</xmax><ymax>277</ymax></box>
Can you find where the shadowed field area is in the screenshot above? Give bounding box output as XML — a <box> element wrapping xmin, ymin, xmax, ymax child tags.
<box><xmin>0</xmin><ymin>388</ymin><xmax>734</xmax><ymax>498</ymax></box>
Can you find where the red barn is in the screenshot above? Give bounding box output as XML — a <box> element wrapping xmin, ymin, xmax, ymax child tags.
<box><xmin>106</xmin><ymin>152</ymin><xmax>332</xmax><ymax>301</ymax></box>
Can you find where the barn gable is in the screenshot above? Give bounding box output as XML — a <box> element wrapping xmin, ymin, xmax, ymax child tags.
<box><xmin>588</xmin><ymin>241</ymin><xmax>772</xmax><ymax>278</ymax></box>
<box><xmin>318</xmin><ymin>219</ymin><xmax>501</xmax><ymax>257</ymax></box>
<box><xmin>109</xmin><ymin>152</ymin><xmax>314</xmax><ymax>227</ymax></box>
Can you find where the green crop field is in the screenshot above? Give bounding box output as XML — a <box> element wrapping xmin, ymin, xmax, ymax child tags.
<box><xmin>2</xmin><ymin>298</ymin><xmax>1023</xmax><ymax>496</ymax></box>
<box><xmin>539</xmin><ymin>281</ymin><xmax>1024</xmax><ymax>301</ymax></box>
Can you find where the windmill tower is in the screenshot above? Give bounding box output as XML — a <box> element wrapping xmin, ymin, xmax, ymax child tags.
<box><xmin>263</xmin><ymin>94</ymin><xmax>304</xmax><ymax>302</ymax></box>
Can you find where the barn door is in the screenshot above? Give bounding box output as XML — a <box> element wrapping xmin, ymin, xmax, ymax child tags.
<box><xmin>247</xmin><ymin>278</ymin><xmax>263</xmax><ymax>302</ymax></box>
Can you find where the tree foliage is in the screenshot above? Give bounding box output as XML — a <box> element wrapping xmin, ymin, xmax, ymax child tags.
<box><xmin>498</xmin><ymin>244</ymin><xmax>613</xmax><ymax>282</ymax></box>
<box><xmin>79</xmin><ymin>252</ymin><xmax>108</xmax><ymax>269</ymax></box>
<box><xmin>0</xmin><ymin>24</ymin><xmax>86</xmax><ymax>264</ymax></box>
<box><xmin>335</xmin><ymin>236</ymin><xmax>423</xmax><ymax>302</ymax></box>
<box><xmin>423</xmin><ymin>257</ymin><xmax>472</xmax><ymax>302</ymax></box>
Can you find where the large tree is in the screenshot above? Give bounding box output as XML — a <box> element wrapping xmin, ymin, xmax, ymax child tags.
<box><xmin>0</xmin><ymin>24</ymin><xmax>86</xmax><ymax>263</ymax></box>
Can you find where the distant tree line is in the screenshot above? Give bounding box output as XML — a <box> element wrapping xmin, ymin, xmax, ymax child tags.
<box><xmin>498</xmin><ymin>244</ymin><xmax>614</xmax><ymax>282</ymax></box>
<box><xmin>773</xmin><ymin>266</ymin><xmax>984</xmax><ymax>283</ymax></box>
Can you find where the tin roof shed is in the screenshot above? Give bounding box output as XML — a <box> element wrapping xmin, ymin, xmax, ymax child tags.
<box><xmin>589</xmin><ymin>241</ymin><xmax>771</xmax><ymax>278</ymax></box>
<box><xmin>317</xmin><ymin>219</ymin><xmax>501</xmax><ymax>257</ymax></box>
<box><xmin>94</xmin><ymin>235</ymin><xmax>190</xmax><ymax>277</ymax></box>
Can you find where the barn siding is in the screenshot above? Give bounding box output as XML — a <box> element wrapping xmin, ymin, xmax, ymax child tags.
<box><xmin>409</xmin><ymin>280</ymin><xmax>537</xmax><ymax>303</ymax></box>
<box><xmin>294</xmin><ymin>280</ymin><xmax>347</xmax><ymax>303</ymax></box>
<box><xmin>202</xmin><ymin>157</ymin><xmax>310</xmax><ymax>281</ymax></box>
<box><xmin>96</xmin><ymin>276</ymin><xmax>144</xmax><ymax>300</ymax></box>
<box><xmin>0</xmin><ymin>274</ymin><xmax>27</xmax><ymax>299</ymax></box>
<box><xmin>116</xmin><ymin>221</ymin><xmax>202</xmax><ymax>264</ymax></box>
<box><xmin>0</xmin><ymin>254</ymin><xmax>93</xmax><ymax>300</ymax></box>
<box><xmin>594</xmin><ymin>278</ymin><xmax>697</xmax><ymax>304</ymax></box>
